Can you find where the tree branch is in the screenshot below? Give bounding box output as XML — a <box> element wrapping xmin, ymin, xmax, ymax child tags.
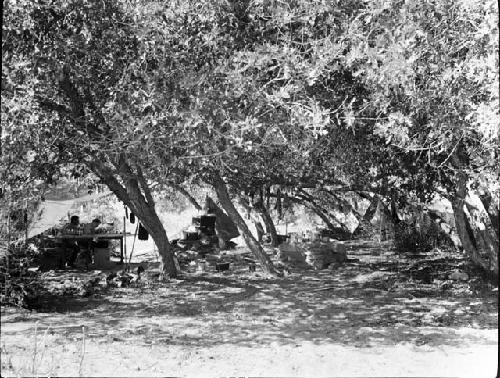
<box><xmin>165</xmin><ymin>182</ymin><xmax>202</xmax><ymax>210</ymax></box>
<box><xmin>136</xmin><ymin>164</ymin><xmax>155</xmax><ymax>208</ymax></box>
<box><xmin>37</xmin><ymin>98</ymin><xmax>72</xmax><ymax>116</ymax></box>
<box><xmin>59</xmin><ymin>67</ymin><xmax>85</xmax><ymax>123</ymax></box>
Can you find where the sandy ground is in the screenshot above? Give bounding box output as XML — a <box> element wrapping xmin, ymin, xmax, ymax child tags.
<box><xmin>1</xmin><ymin>329</ymin><xmax>497</xmax><ymax>377</ymax></box>
<box><xmin>1</xmin><ymin>240</ymin><xmax>498</xmax><ymax>377</ymax></box>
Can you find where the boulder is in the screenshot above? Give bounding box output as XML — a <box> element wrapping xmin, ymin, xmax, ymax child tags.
<box><xmin>305</xmin><ymin>240</ymin><xmax>347</xmax><ymax>269</ymax></box>
<box><xmin>278</xmin><ymin>242</ymin><xmax>306</xmax><ymax>263</ymax></box>
<box><xmin>450</xmin><ymin>270</ymin><xmax>469</xmax><ymax>281</ymax></box>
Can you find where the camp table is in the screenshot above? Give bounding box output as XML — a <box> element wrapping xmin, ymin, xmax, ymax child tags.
<box><xmin>53</xmin><ymin>233</ymin><xmax>130</xmax><ymax>264</ymax></box>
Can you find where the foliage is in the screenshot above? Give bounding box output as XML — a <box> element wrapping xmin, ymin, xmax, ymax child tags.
<box><xmin>0</xmin><ymin>241</ymin><xmax>44</xmax><ymax>308</ymax></box>
<box><xmin>394</xmin><ymin>221</ymin><xmax>454</xmax><ymax>253</ymax></box>
<box><xmin>2</xmin><ymin>0</ymin><xmax>498</xmax><ymax>274</ymax></box>
<box><xmin>341</xmin><ymin>0</ymin><xmax>499</xmax><ymax>199</ymax></box>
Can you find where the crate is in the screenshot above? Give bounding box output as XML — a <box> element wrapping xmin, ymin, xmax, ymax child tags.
<box><xmin>94</xmin><ymin>247</ymin><xmax>111</xmax><ymax>269</ymax></box>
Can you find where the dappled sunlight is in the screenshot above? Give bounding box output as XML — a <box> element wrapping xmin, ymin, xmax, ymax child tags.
<box><xmin>2</xmin><ymin>240</ymin><xmax>497</xmax><ymax>355</ymax></box>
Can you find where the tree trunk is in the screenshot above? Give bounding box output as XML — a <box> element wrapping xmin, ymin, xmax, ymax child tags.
<box><xmin>237</xmin><ymin>196</ymin><xmax>265</xmax><ymax>242</ymax></box>
<box><xmin>213</xmin><ymin>176</ymin><xmax>277</xmax><ymax>275</ymax></box>
<box><xmin>297</xmin><ymin>192</ymin><xmax>351</xmax><ymax>234</ymax></box>
<box><xmin>260</xmin><ymin>204</ymin><xmax>279</xmax><ymax>247</ymax></box>
<box><xmin>478</xmin><ymin>191</ymin><xmax>499</xmax><ymax>239</ymax></box>
<box><xmin>303</xmin><ymin>200</ymin><xmax>338</xmax><ymax>231</ymax></box>
<box><xmin>91</xmin><ymin>160</ymin><xmax>177</xmax><ymax>278</ymax></box>
<box><xmin>136</xmin><ymin>206</ymin><xmax>178</xmax><ymax>278</ymax></box>
<box><xmin>390</xmin><ymin>196</ymin><xmax>401</xmax><ymax>224</ymax></box>
<box><xmin>451</xmin><ymin>173</ymin><xmax>493</xmax><ymax>276</ymax></box>
<box><xmin>254</xmin><ymin>221</ymin><xmax>265</xmax><ymax>242</ymax></box>
<box><xmin>362</xmin><ymin>195</ymin><xmax>379</xmax><ymax>222</ymax></box>
<box><xmin>465</xmin><ymin>196</ymin><xmax>499</xmax><ymax>279</ymax></box>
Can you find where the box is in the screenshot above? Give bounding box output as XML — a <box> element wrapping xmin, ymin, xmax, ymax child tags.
<box><xmin>94</xmin><ymin>247</ymin><xmax>110</xmax><ymax>269</ymax></box>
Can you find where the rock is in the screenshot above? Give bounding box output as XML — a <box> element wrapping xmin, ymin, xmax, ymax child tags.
<box><xmin>449</xmin><ymin>270</ymin><xmax>469</xmax><ymax>281</ymax></box>
<box><xmin>278</xmin><ymin>243</ymin><xmax>306</xmax><ymax>263</ymax></box>
<box><xmin>279</xmin><ymin>239</ymin><xmax>347</xmax><ymax>270</ymax></box>
<box><xmin>328</xmin><ymin>262</ymin><xmax>341</xmax><ymax>270</ymax></box>
<box><xmin>331</xmin><ymin>242</ymin><xmax>347</xmax><ymax>260</ymax></box>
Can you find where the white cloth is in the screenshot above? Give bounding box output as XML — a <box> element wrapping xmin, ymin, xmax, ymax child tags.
<box><xmin>28</xmin><ymin>191</ymin><xmax>112</xmax><ymax>238</ymax></box>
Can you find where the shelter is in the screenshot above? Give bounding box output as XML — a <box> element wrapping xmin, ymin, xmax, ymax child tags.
<box><xmin>204</xmin><ymin>196</ymin><xmax>240</xmax><ymax>241</ymax></box>
<box><xmin>28</xmin><ymin>191</ymin><xmax>113</xmax><ymax>238</ymax></box>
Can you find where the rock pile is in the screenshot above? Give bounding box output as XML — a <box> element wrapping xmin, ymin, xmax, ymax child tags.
<box><xmin>278</xmin><ymin>237</ymin><xmax>347</xmax><ymax>270</ymax></box>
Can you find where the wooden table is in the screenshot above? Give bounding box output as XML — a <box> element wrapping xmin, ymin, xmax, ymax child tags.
<box><xmin>52</xmin><ymin>233</ymin><xmax>131</xmax><ymax>264</ymax></box>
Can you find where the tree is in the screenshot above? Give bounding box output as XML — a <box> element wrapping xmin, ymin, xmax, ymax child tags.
<box><xmin>339</xmin><ymin>0</ymin><xmax>499</xmax><ymax>275</ymax></box>
<box><xmin>2</xmin><ymin>0</ymin><xmax>179</xmax><ymax>277</ymax></box>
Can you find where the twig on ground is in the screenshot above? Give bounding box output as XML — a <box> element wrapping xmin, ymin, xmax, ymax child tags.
<box><xmin>78</xmin><ymin>326</ymin><xmax>86</xmax><ymax>377</ymax></box>
<box><xmin>32</xmin><ymin>321</ymin><xmax>38</xmax><ymax>376</ymax></box>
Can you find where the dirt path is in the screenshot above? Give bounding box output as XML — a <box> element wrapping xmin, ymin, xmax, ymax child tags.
<box><xmin>1</xmin><ymin>240</ymin><xmax>498</xmax><ymax>377</ymax></box>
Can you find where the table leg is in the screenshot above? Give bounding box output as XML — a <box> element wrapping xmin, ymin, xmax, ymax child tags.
<box><xmin>120</xmin><ymin>237</ymin><xmax>124</xmax><ymax>264</ymax></box>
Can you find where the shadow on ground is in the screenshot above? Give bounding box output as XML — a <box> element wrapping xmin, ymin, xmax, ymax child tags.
<box><xmin>1</xmin><ymin>240</ymin><xmax>497</xmax><ymax>349</ymax></box>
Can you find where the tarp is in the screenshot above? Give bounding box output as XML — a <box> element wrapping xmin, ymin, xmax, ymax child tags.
<box><xmin>28</xmin><ymin>191</ymin><xmax>113</xmax><ymax>238</ymax></box>
<box><xmin>204</xmin><ymin>196</ymin><xmax>240</xmax><ymax>240</ymax></box>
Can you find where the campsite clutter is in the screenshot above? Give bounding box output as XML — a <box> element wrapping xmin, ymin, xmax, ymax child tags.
<box><xmin>13</xmin><ymin>190</ymin><xmax>246</xmax><ymax>276</ymax></box>
<box><xmin>35</xmin><ymin>214</ymin><xmax>124</xmax><ymax>272</ymax></box>
<box><xmin>6</xmin><ymin>181</ymin><xmax>351</xmax><ymax>279</ymax></box>
<box><xmin>167</xmin><ymin>196</ymin><xmax>242</xmax><ymax>273</ymax></box>
<box><xmin>27</xmin><ymin>202</ymin><xmax>351</xmax><ymax>276</ymax></box>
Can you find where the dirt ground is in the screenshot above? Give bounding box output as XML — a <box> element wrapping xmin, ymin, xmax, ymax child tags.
<box><xmin>1</xmin><ymin>240</ymin><xmax>498</xmax><ymax>377</ymax></box>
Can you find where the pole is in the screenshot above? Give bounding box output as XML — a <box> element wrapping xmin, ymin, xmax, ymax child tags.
<box><xmin>25</xmin><ymin>199</ymin><xmax>28</xmax><ymax>242</ymax></box>
<box><xmin>122</xmin><ymin>215</ymin><xmax>127</xmax><ymax>265</ymax></box>
<box><xmin>7</xmin><ymin>208</ymin><xmax>11</xmax><ymax>271</ymax></box>
<box><xmin>128</xmin><ymin>223</ymin><xmax>139</xmax><ymax>269</ymax></box>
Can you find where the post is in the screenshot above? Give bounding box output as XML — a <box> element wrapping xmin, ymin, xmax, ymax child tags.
<box><xmin>6</xmin><ymin>209</ymin><xmax>11</xmax><ymax>272</ymax></box>
<box><xmin>25</xmin><ymin>199</ymin><xmax>28</xmax><ymax>242</ymax></box>
<box><xmin>122</xmin><ymin>215</ymin><xmax>126</xmax><ymax>264</ymax></box>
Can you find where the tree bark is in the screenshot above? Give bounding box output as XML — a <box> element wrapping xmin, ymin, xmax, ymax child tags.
<box><xmin>478</xmin><ymin>191</ymin><xmax>499</xmax><ymax>239</ymax></box>
<box><xmin>465</xmin><ymin>196</ymin><xmax>499</xmax><ymax>279</ymax></box>
<box><xmin>254</xmin><ymin>221</ymin><xmax>265</xmax><ymax>242</ymax></box>
<box><xmin>212</xmin><ymin>175</ymin><xmax>277</xmax><ymax>275</ymax></box>
<box><xmin>259</xmin><ymin>203</ymin><xmax>279</xmax><ymax>247</ymax></box>
<box><xmin>238</xmin><ymin>197</ymin><xmax>265</xmax><ymax>242</ymax></box>
<box><xmin>146</xmin><ymin>220</ymin><xmax>178</xmax><ymax>278</ymax></box>
<box><xmin>390</xmin><ymin>195</ymin><xmax>401</xmax><ymax>224</ymax></box>
<box><xmin>451</xmin><ymin>173</ymin><xmax>492</xmax><ymax>276</ymax></box>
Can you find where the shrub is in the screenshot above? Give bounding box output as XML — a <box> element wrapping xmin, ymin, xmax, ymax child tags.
<box><xmin>394</xmin><ymin>220</ymin><xmax>453</xmax><ymax>253</ymax></box>
<box><xmin>0</xmin><ymin>242</ymin><xmax>45</xmax><ymax>308</ymax></box>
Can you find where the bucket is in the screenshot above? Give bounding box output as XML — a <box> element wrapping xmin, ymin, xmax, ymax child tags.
<box><xmin>94</xmin><ymin>247</ymin><xmax>110</xmax><ymax>269</ymax></box>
